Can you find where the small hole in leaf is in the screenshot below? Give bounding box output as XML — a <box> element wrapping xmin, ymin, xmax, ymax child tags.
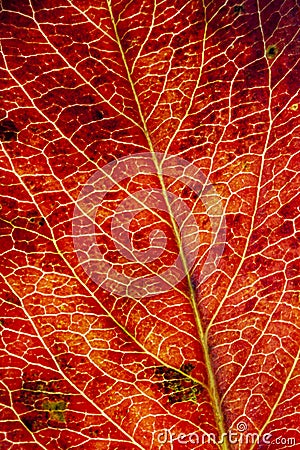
<box><xmin>266</xmin><ymin>45</ymin><xmax>279</xmax><ymax>59</ymax></box>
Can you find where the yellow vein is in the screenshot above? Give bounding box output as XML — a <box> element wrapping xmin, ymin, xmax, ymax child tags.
<box><xmin>106</xmin><ymin>1</ymin><xmax>229</xmax><ymax>448</ymax></box>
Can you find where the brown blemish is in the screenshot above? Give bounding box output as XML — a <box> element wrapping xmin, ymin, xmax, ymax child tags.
<box><xmin>0</xmin><ymin>119</ymin><xmax>19</xmax><ymax>142</ymax></box>
<box><xmin>155</xmin><ymin>363</ymin><xmax>203</xmax><ymax>404</ymax></box>
<box><xmin>19</xmin><ymin>375</ymin><xmax>70</xmax><ymax>432</ymax></box>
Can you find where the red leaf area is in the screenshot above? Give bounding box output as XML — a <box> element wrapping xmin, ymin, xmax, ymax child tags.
<box><xmin>0</xmin><ymin>0</ymin><xmax>299</xmax><ymax>449</ymax></box>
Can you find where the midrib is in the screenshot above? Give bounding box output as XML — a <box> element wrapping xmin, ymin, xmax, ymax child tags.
<box><xmin>106</xmin><ymin>2</ymin><xmax>230</xmax><ymax>449</ymax></box>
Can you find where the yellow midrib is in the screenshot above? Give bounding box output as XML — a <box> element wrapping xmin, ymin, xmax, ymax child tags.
<box><xmin>106</xmin><ymin>2</ymin><xmax>229</xmax><ymax>449</ymax></box>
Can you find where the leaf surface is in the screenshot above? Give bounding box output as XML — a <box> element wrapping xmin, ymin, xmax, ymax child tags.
<box><xmin>0</xmin><ymin>1</ymin><xmax>300</xmax><ymax>449</ymax></box>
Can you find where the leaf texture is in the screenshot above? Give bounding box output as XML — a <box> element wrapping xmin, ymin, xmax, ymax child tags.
<box><xmin>0</xmin><ymin>0</ymin><xmax>300</xmax><ymax>449</ymax></box>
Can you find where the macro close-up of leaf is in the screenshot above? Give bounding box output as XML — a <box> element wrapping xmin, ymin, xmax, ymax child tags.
<box><xmin>0</xmin><ymin>0</ymin><xmax>299</xmax><ymax>449</ymax></box>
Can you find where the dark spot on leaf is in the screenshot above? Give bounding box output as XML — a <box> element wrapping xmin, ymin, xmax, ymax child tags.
<box><xmin>279</xmin><ymin>196</ymin><xmax>300</xmax><ymax>219</ymax></box>
<box><xmin>245</xmin><ymin>297</ymin><xmax>258</xmax><ymax>311</ymax></box>
<box><xmin>3</xmin><ymin>292</ymin><xmax>21</xmax><ymax>305</ymax></box>
<box><xmin>28</xmin><ymin>216</ymin><xmax>46</xmax><ymax>227</ymax></box>
<box><xmin>266</xmin><ymin>45</ymin><xmax>279</xmax><ymax>59</ymax></box>
<box><xmin>168</xmin><ymin>392</ymin><xmax>183</xmax><ymax>404</ymax></box>
<box><xmin>94</xmin><ymin>109</ymin><xmax>104</xmax><ymax>120</ymax></box>
<box><xmin>19</xmin><ymin>373</ymin><xmax>70</xmax><ymax>432</ymax></box>
<box><xmin>30</xmin><ymin>125</ymin><xmax>39</xmax><ymax>133</ymax></box>
<box><xmin>90</xmin><ymin>48</ymin><xmax>102</xmax><ymax>59</ymax></box>
<box><xmin>278</xmin><ymin>220</ymin><xmax>293</xmax><ymax>236</ymax></box>
<box><xmin>101</xmin><ymin>118</ymin><xmax>118</xmax><ymax>131</ymax></box>
<box><xmin>191</xmin><ymin>277</ymin><xmax>198</xmax><ymax>291</ymax></box>
<box><xmin>0</xmin><ymin>119</ymin><xmax>19</xmax><ymax>142</ymax></box>
<box><xmin>180</xmin><ymin>363</ymin><xmax>195</xmax><ymax>374</ymax></box>
<box><xmin>154</xmin><ymin>363</ymin><xmax>202</xmax><ymax>404</ymax></box>
<box><xmin>56</xmin><ymin>354</ymin><xmax>73</xmax><ymax>371</ymax></box>
<box><xmin>22</xmin><ymin>412</ymin><xmax>49</xmax><ymax>432</ymax></box>
<box><xmin>190</xmin><ymin>190</ymin><xmax>199</xmax><ymax>200</ymax></box>
<box><xmin>22</xmin><ymin>380</ymin><xmax>47</xmax><ymax>392</ymax></box>
<box><xmin>89</xmin><ymin>427</ymin><xmax>100</xmax><ymax>437</ymax></box>
<box><xmin>233</xmin><ymin>5</ymin><xmax>244</xmax><ymax>15</ymax></box>
<box><xmin>154</xmin><ymin>366</ymin><xmax>165</xmax><ymax>376</ymax></box>
<box><xmin>83</xmin><ymin>95</ymin><xmax>95</xmax><ymax>104</ymax></box>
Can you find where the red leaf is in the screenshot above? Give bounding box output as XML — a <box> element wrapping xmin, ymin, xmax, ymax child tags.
<box><xmin>1</xmin><ymin>1</ymin><xmax>299</xmax><ymax>449</ymax></box>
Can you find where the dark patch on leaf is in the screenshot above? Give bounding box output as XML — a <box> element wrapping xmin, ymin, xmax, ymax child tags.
<box><xmin>22</xmin><ymin>412</ymin><xmax>49</xmax><ymax>432</ymax></box>
<box><xmin>56</xmin><ymin>353</ymin><xmax>73</xmax><ymax>372</ymax></box>
<box><xmin>277</xmin><ymin>220</ymin><xmax>293</xmax><ymax>236</ymax></box>
<box><xmin>279</xmin><ymin>196</ymin><xmax>300</xmax><ymax>219</ymax></box>
<box><xmin>266</xmin><ymin>44</ymin><xmax>279</xmax><ymax>59</ymax></box>
<box><xmin>154</xmin><ymin>363</ymin><xmax>202</xmax><ymax>404</ymax></box>
<box><xmin>94</xmin><ymin>109</ymin><xmax>104</xmax><ymax>120</ymax></box>
<box><xmin>83</xmin><ymin>95</ymin><xmax>96</xmax><ymax>104</ymax></box>
<box><xmin>3</xmin><ymin>292</ymin><xmax>21</xmax><ymax>305</ymax></box>
<box><xmin>0</xmin><ymin>119</ymin><xmax>19</xmax><ymax>142</ymax></box>
<box><xmin>18</xmin><ymin>374</ymin><xmax>71</xmax><ymax>432</ymax></box>
<box><xmin>233</xmin><ymin>5</ymin><xmax>244</xmax><ymax>15</ymax></box>
<box><xmin>22</xmin><ymin>380</ymin><xmax>47</xmax><ymax>393</ymax></box>
<box><xmin>180</xmin><ymin>363</ymin><xmax>195</xmax><ymax>375</ymax></box>
<box><xmin>101</xmin><ymin>117</ymin><xmax>119</xmax><ymax>131</ymax></box>
<box><xmin>154</xmin><ymin>366</ymin><xmax>165</xmax><ymax>376</ymax></box>
<box><xmin>245</xmin><ymin>297</ymin><xmax>258</xmax><ymax>311</ymax></box>
<box><xmin>89</xmin><ymin>427</ymin><xmax>100</xmax><ymax>437</ymax></box>
<box><xmin>190</xmin><ymin>277</ymin><xmax>198</xmax><ymax>291</ymax></box>
<box><xmin>90</xmin><ymin>48</ymin><xmax>102</xmax><ymax>59</ymax></box>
